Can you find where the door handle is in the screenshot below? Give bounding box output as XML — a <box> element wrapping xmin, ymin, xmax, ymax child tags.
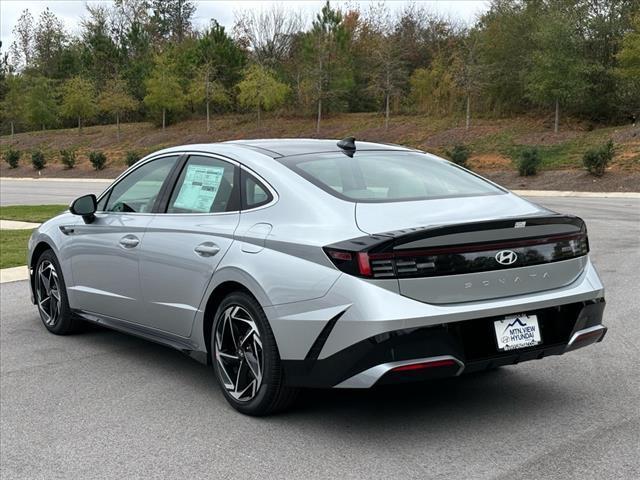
<box><xmin>119</xmin><ymin>235</ymin><xmax>140</xmax><ymax>248</ymax></box>
<box><xmin>194</xmin><ymin>242</ymin><xmax>220</xmax><ymax>257</ymax></box>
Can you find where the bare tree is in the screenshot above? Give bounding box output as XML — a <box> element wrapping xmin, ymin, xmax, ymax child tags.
<box><xmin>364</xmin><ymin>4</ymin><xmax>406</xmax><ymax>130</ymax></box>
<box><xmin>9</xmin><ymin>9</ymin><xmax>35</xmax><ymax>70</ymax></box>
<box><xmin>233</xmin><ymin>5</ymin><xmax>303</xmax><ymax>67</ymax></box>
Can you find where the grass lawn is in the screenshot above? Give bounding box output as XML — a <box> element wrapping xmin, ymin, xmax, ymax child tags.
<box><xmin>0</xmin><ymin>204</ymin><xmax>67</xmax><ymax>223</ymax></box>
<box><xmin>0</xmin><ymin>229</ymin><xmax>32</xmax><ymax>269</ymax></box>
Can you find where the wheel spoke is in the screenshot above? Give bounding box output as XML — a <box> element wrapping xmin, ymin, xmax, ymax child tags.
<box><xmin>36</xmin><ymin>260</ymin><xmax>62</xmax><ymax>327</ymax></box>
<box><xmin>214</xmin><ymin>304</ymin><xmax>264</xmax><ymax>402</ymax></box>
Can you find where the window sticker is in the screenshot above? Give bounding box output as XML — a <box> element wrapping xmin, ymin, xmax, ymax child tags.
<box><xmin>173</xmin><ymin>164</ymin><xmax>225</xmax><ymax>212</ymax></box>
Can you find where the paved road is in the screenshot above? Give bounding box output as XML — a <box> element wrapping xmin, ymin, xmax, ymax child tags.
<box><xmin>1</xmin><ymin>197</ymin><xmax>639</xmax><ymax>479</ymax></box>
<box><xmin>0</xmin><ymin>178</ymin><xmax>112</xmax><ymax>206</ymax></box>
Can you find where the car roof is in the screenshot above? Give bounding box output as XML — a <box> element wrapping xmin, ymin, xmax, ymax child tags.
<box><xmin>224</xmin><ymin>138</ymin><xmax>413</xmax><ymax>158</ymax></box>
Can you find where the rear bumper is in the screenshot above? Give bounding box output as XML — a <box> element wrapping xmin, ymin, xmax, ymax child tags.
<box><xmin>281</xmin><ymin>298</ymin><xmax>606</xmax><ymax>388</ymax></box>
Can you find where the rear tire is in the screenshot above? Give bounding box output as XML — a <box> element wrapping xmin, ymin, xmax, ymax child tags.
<box><xmin>34</xmin><ymin>249</ymin><xmax>80</xmax><ymax>335</ymax></box>
<box><xmin>211</xmin><ymin>291</ymin><xmax>298</xmax><ymax>416</ymax></box>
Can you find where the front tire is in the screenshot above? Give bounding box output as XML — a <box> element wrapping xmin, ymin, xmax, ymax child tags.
<box><xmin>34</xmin><ymin>250</ymin><xmax>80</xmax><ymax>335</ymax></box>
<box><xmin>211</xmin><ymin>292</ymin><xmax>298</xmax><ymax>416</ymax></box>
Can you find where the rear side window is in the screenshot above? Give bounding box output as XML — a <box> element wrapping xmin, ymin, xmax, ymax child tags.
<box><xmin>281</xmin><ymin>151</ymin><xmax>504</xmax><ymax>202</ymax></box>
<box><xmin>167</xmin><ymin>156</ymin><xmax>239</xmax><ymax>213</ymax></box>
<box><xmin>241</xmin><ymin>170</ymin><xmax>273</xmax><ymax>209</ymax></box>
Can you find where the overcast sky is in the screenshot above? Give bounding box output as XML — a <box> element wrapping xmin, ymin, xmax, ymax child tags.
<box><xmin>1</xmin><ymin>1</ymin><xmax>489</xmax><ymax>52</ymax></box>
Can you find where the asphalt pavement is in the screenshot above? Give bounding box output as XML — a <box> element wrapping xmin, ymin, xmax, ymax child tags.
<box><xmin>0</xmin><ymin>178</ymin><xmax>112</xmax><ymax>206</ymax></box>
<box><xmin>1</xmin><ymin>197</ymin><xmax>639</xmax><ymax>479</ymax></box>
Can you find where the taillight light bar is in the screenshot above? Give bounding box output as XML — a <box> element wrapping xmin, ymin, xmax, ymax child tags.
<box><xmin>324</xmin><ymin>231</ymin><xmax>589</xmax><ymax>279</ymax></box>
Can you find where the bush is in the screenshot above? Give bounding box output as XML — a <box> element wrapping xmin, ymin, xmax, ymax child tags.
<box><xmin>31</xmin><ymin>151</ymin><xmax>46</xmax><ymax>170</ymax></box>
<box><xmin>89</xmin><ymin>151</ymin><xmax>107</xmax><ymax>170</ymax></box>
<box><xmin>517</xmin><ymin>147</ymin><xmax>542</xmax><ymax>176</ymax></box>
<box><xmin>445</xmin><ymin>145</ymin><xmax>470</xmax><ymax>168</ymax></box>
<box><xmin>583</xmin><ymin>140</ymin><xmax>615</xmax><ymax>177</ymax></box>
<box><xmin>4</xmin><ymin>149</ymin><xmax>20</xmax><ymax>168</ymax></box>
<box><xmin>125</xmin><ymin>150</ymin><xmax>141</xmax><ymax>167</ymax></box>
<box><xmin>60</xmin><ymin>149</ymin><xmax>77</xmax><ymax>169</ymax></box>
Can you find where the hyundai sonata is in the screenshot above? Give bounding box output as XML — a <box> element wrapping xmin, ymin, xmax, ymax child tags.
<box><xmin>28</xmin><ymin>138</ymin><xmax>606</xmax><ymax>415</ymax></box>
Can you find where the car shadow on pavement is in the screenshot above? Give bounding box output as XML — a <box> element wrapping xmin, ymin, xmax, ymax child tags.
<box><xmin>76</xmin><ymin>321</ymin><xmax>576</xmax><ymax>430</ymax></box>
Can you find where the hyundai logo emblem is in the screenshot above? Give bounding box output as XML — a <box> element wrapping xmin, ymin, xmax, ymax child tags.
<box><xmin>495</xmin><ymin>250</ymin><xmax>518</xmax><ymax>265</ymax></box>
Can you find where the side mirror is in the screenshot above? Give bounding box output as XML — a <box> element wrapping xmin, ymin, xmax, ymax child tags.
<box><xmin>70</xmin><ymin>194</ymin><xmax>97</xmax><ymax>223</ymax></box>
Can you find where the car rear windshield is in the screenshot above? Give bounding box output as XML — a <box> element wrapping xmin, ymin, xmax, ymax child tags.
<box><xmin>279</xmin><ymin>151</ymin><xmax>505</xmax><ymax>202</ymax></box>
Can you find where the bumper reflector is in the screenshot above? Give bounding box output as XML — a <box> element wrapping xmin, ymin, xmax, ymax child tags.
<box><xmin>390</xmin><ymin>359</ymin><xmax>458</xmax><ymax>372</ymax></box>
<box><xmin>566</xmin><ymin>325</ymin><xmax>607</xmax><ymax>351</ymax></box>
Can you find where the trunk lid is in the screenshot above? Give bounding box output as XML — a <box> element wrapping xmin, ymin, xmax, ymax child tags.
<box><xmin>354</xmin><ymin>195</ymin><xmax>589</xmax><ymax>304</ymax></box>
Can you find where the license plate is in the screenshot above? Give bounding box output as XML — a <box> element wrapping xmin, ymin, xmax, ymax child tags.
<box><xmin>494</xmin><ymin>314</ymin><xmax>542</xmax><ymax>351</ymax></box>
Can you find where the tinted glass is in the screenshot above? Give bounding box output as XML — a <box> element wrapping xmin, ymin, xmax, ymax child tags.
<box><xmin>282</xmin><ymin>151</ymin><xmax>503</xmax><ymax>202</ymax></box>
<box><xmin>105</xmin><ymin>156</ymin><xmax>178</xmax><ymax>212</ymax></box>
<box><xmin>167</xmin><ymin>156</ymin><xmax>238</xmax><ymax>213</ymax></box>
<box><xmin>242</xmin><ymin>171</ymin><xmax>272</xmax><ymax>209</ymax></box>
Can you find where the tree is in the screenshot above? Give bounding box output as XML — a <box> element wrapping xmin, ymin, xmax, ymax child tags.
<box><xmin>1</xmin><ymin>75</ymin><xmax>25</xmax><ymax>137</ymax></box>
<box><xmin>25</xmin><ymin>76</ymin><xmax>57</xmax><ymax>131</ymax></box>
<box><xmin>144</xmin><ymin>54</ymin><xmax>186</xmax><ymax>129</ymax></box>
<box><xmin>188</xmin><ymin>66</ymin><xmax>230</xmax><ymax>132</ymax></box>
<box><xmin>237</xmin><ymin>64</ymin><xmax>289</xmax><ymax>127</ymax></box>
<box><xmin>525</xmin><ymin>11</ymin><xmax>589</xmax><ymax>133</ymax></box>
<box><xmin>477</xmin><ymin>1</ymin><xmax>538</xmax><ymax>114</ymax></box>
<box><xmin>409</xmin><ymin>53</ymin><xmax>459</xmax><ymax>116</ymax></box>
<box><xmin>451</xmin><ymin>29</ymin><xmax>482</xmax><ymax>130</ymax></box>
<box><xmin>98</xmin><ymin>76</ymin><xmax>138</xmax><ymax>140</ymax></box>
<box><xmin>60</xmin><ymin>76</ymin><xmax>98</xmax><ymax>133</ymax></box>
<box><xmin>9</xmin><ymin>10</ymin><xmax>34</xmax><ymax>71</ymax></box>
<box><xmin>80</xmin><ymin>4</ymin><xmax>120</xmax><ymax>89</ymax></box>
<box><xmin>233</xmin><ymin>6</ymin><xmax>302</xmax><ymax>69</ymax></box>
<box><xmin>150</xmin><ymin>0</ymin><xmax>195</xmax><ymax>43</ymax></box>
<box><xmin>616</xmin><ymin>15</ymin><xmax>640</xmax><ymax>115</ymax></box>
<box><xmin>195</xmin><ymin>21</ymin><xmax>247</xmax><ymax>89</ymax></box>
<box><xmin>362</xmin><ymin>7</ymin><xmax>406</xmax><ymax>129</ymax></box>
<box><xmin>33</xmin><ymin>8</ymin><xmax>68</xmax><ymax>78</ymax></box>
<box><xmin>303</xmin><ymin>1</ymin><xmax>353</xmax><ymax>133</ymax></box>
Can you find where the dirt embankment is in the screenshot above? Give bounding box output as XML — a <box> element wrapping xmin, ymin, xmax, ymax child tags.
<box><xmin>2</xmin><ymin>113</ymin><xmax>639</xmax><ymax>191</ymax></box>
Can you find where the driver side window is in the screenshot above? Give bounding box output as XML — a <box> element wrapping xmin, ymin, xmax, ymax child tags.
<box><xmin>104</xmin><ymin>156</ymin><xmax>178</xmax><ymax>213</ymax></box>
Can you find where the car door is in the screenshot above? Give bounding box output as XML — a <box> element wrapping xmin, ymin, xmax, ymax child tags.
<box><xmin>137</xmin><ymin>154</ymin><xmax>241</xmax><ymax>337</ymax></box>
<box><xmin>67</xmin><ymin>155</ymin><xmax>180</xmax><ymax>322</ymax></box>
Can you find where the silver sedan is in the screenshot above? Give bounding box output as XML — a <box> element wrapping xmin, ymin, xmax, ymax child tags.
<box><xmin>28</xmin><ymin>139</ymin><xmax>606</xmax><ymax>415</ymax></box>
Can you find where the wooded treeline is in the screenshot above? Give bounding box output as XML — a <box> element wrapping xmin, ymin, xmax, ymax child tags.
<box><xmin>1</xmin><ymin>0</ymin><xmax>639</xmax><ymax>137</ymax></box>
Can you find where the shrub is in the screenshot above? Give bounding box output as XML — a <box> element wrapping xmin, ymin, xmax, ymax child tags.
<box><xmin>583</xmin><ymin>140</ymin><xmax>615</xmax><ymax>177</ymax></box>
<box><xmin>4</xmin><ymin>149</ymin><xmax>20</xmax><ymax>168</ymax></box>
<box><xmin>125</xmin><ymin>150</ymin><xmax>141</xmax><ymax>167</ymax></box>
<box><xmin>60</xmin><ymin>149</ymin><xmax>77</xmax><ymax>169</ymax></box>
<box><xmin>517</xmin><ymin>147</ymin><xmax>542</xmax><ymax>176</ymax></box>
<box><xmin>89</xmin><ymin>151</ymin><xmax>107</xmax><ymax>170</ymax></box>
<box><xmin>31</xmin><ymin>151</ymin><xmax>46</xmax><ymax>170</ymax></box>
<box><xmin>445</xmin><ymin>144</ymin><xmax>470</xmax><ymax>168</ymax></box>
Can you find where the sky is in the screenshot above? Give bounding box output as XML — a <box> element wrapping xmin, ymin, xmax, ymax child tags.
<box><xmin>0</xmin><ymin>0</ymin><xmax>490</xmax><ymax>52</ymax></box>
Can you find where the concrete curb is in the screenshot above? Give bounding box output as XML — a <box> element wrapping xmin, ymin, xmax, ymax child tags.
<box><xmin>513</xmin><ymin>190</ymin><xmax>640</xmax><ymax>198</ymax></box>
<box><xmin>0</xmin><ymin>220</ymin><xmax>40</xmax><ymax>230</ymax></box>
<box><xmin>0</xmin><ymin>266</ymin><xmax>29</xmax><ymax>283</ymax></box>
<box><xmin>1</xmin><ymin>177</ymin><xmax>113</xmax><ymax>183</ymax></box>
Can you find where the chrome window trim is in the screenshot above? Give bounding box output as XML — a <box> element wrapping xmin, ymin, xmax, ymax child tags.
<box><xmin>95</xmin><ymin>150</ymin><xmax>279</xmax><ymax>216</ymax></box>
<box><xmin>96</xmin><ymin>152</ymin><xmax>184</xmax><ymax>213</ymax></box>
<box><xmin>169</xmin><ymin>152</ymin><xmax>279</xmax><ymax>215</ymax></box>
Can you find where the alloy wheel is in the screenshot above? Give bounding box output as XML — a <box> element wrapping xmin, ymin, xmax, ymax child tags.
<box><xmin>214</xmin><ymin>305</ymin><xmax>264</xmax><ymax>402</ymax></box>
<box><xmin>36</xmin><ymin>260</ymin><xmax>61</xmax><ymax>327</ymax></box>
